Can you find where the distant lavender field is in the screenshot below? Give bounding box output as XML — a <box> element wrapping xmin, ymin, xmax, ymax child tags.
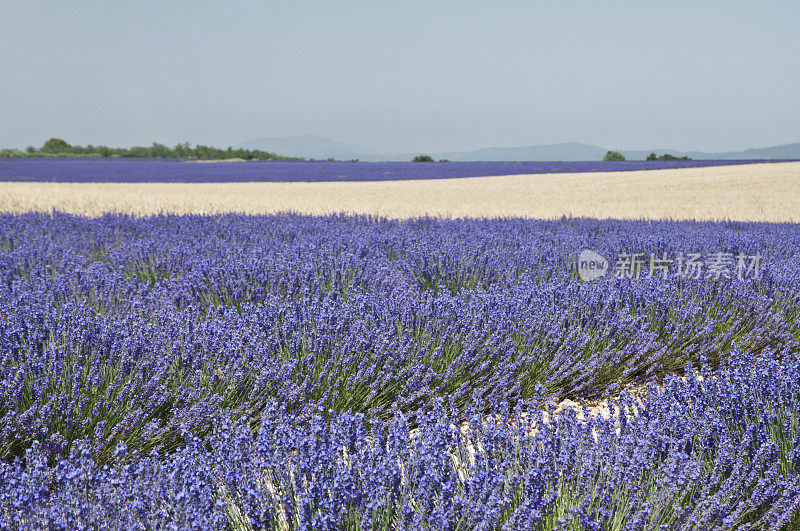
<box><xmin>0</xmin><ymin>157</ymin><xmax>784</xmax><ymax>183</ymax></box>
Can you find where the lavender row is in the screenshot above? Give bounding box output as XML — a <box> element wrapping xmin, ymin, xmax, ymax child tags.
<box><xmin>0</xmin><ymin>158</ymin><xmax>782</xmax><ymax>183</ymax></box>
<box><xmin>2</xmin><ymin>348</ymin><xmax>799</xmax><ymax>529</ymax></box>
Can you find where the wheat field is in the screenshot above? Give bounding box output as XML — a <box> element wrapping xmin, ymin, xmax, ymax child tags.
<box><xmin>1</xmin><ymin>161</ymin><xmax>799</xmax><ymax>221</ymax></box>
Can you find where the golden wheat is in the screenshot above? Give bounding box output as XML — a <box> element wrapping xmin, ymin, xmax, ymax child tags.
<box><xmin>1</xmin><ymin>161</ymin><xmax>799</xmax><ymax>221</ymax></box>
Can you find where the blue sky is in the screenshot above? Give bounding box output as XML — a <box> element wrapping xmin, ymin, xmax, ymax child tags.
<box><xmin>1</xmin><ymin>0</ymin><xmax>798</xmax><ymax>152</ymax></box>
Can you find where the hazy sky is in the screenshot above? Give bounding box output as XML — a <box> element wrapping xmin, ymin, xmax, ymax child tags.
<box><xmin>2</xmin><ymin>1</ymin><xmax>799</xmax><ymax>152</ymax></box>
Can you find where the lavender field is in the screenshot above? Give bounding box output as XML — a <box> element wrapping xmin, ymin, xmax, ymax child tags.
<box><xmin>0</xmin><ymin>157</ymin><xmax>781</xmax><ymax>183</ymax></box>
<box><xmin>1</xmin><ymin>212</ymin><xmax>799</xmax><ymax>528</ymax></box>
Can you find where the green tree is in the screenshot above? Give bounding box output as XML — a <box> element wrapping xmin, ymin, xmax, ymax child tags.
<box><xmin>150</xmin><ymin>142</ymin><xmax>171</xmax><ymax>158</ymax></box>
<box><xmin>603</xmin><ymin>150</ymin><xmax>626</xmax><ymax>161</ymax></box>
<box><xmin>41</xmin><ymin>138</ymin><xmax>72</xmax><ymax>153</ymax></box>
<box><xmin>646</xmin><ymin>152</ymin><xmax>657</xmax><ymax>161</ymax></box>
<box><xmin>412</xmin><ymin>154</ymin><xmax>434</xmax><ymax>162</ymax></box>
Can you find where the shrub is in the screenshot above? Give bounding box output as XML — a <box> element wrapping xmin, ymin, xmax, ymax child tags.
<box><xmin>412</xmin><ymin>154</ymin><xmax>435</xmax><ymax>162</ymax></box>
<box><xmin>603</xmin><ymin>150</ymin><xmax>626</xmax><ymax>161</ymax></box>
<box><xmin>647</xmin><ymin>152</ymin><xmax>692</xmax><ymax>161</ymax></box>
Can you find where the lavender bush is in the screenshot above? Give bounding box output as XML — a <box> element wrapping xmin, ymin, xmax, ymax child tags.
<box><xmin>1</xmin><ymin>212</ymin><xmax>799</xmax><ymax>528</ymax></box>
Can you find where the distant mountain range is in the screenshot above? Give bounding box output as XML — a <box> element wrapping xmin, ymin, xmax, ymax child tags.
<box><xmin>238</xmin><ymin>135</ymin><xmax>383</xmax><ymax>161</ymax></box>
<box><xmin>238</xmin><ymin>135</ymin><xmax>800</xmax><ymax>162</ymax></box>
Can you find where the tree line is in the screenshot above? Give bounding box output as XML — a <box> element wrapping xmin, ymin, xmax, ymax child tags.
<box><xmin>604</xmin><ymin>150</ymin><xmax>692</xmax><ymax>161</ymax></box>
<box><xmin>0</xmin><ymin>138</ymin><xmax>300</xmax><ymax>160</ymax></box>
